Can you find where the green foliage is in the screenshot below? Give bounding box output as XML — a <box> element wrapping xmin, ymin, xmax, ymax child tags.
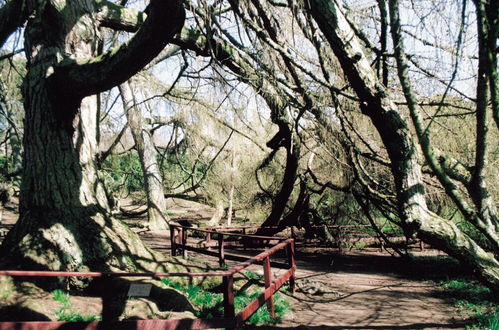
<box><xmin>244</xmin><ymin>271</ymin><xmax>263</xmax><ymax>280</ymax></box>
<box><xmin>0</xmin><ymin>156</ymin><xmax>7</xmax><ymax>170</ymax></box>
<box><xmin>354</xmin><ymin>241</ymin><xmax>366</xmax><ymax>250</ymax></box>
<box><xmin>437</xmin><ymin>279</ymin><xmax>498</xmax><ymax>330</ymax></box>
<box><xmin>55</xmin><ymin>310</ymin><xmax>101</xmax><ymax>322</ymax></box>
<box><xmin>161</xmin><ymin>276</ymin><xmax>290</xmax><ymax>325</ymax></box>
<box><xmin>52</xmin><ymin>289</ymin><xmax>70</xmax><ymax>305</ymax></box>
<box><xmin>380</xmin><ymin>223</ymin><xmax>404</xmax><ymax>236</ymax></box>
<box><xmin>455</xmin><ymin>218</ymin><xmax>495</xmax><ymax>253</ymax></box>
<box><xmin>52</xmin><ymin>289</ymin><xmax>101</xmax><ymax>322</ymax></box>
<box><xmin>161</xmin><ymin>277</ymin><xmax>183</xmax><ymax>291</ymax></box>
<box><xmin>313</xmin><ymin>192</ymin><xmax>363</xmax><ymax>226</ymax></box>
<box><xmin>162</xmin><ymin>277</ymin><xmax>222</xmax><ymax>318</ymax></box>
<box><xmin>186</xmin><ymin>285</ymin><xmax>223</xmax><ymax>319</ymax></box>
<box><xmin>161</xmin><ymin>151</ymin><xmax>207</xmax><ymax>191</ymax></box>
<box><xmin>101</xmin><ymin>153</ymin><xmax>144</xmax><ymax>193</ymax></box>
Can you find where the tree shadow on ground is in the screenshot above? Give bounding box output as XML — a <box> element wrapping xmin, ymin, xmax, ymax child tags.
<box><xmin>294</xmin><ymin>249</ymin><xmax>469</xmax><ymax>281</ymax></box>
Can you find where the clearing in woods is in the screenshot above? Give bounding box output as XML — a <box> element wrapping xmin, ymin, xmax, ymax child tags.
<box><xmin>0</xmin><ymin>198</ymin><xmax>467</xmax><ymax>329</ymax></box>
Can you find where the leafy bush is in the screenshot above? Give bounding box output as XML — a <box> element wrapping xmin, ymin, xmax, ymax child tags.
<box><xmin>101</xmin><ymin>153</ymin><xmax>144</xmax><ymax>193</ymax></box>
<box><xmin>234</xmin><ymin>290</ymin><xmax>291</xmax><ymax>324</ymax></box>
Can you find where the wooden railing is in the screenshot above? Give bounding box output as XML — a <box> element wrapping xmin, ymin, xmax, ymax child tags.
<box><xmin>0</xmin><ymin>232</ymin><xmax>295</xmax><ymax>329</ymax></box>
<box><xmin>170</xmin><ymin>224</ymin><xmax>289</xmax><ymax>266</ymax></box>
<box><xmin>174</xmin><ymin>223</ymin><xmax>425</xmax><ymax>252</ymax></box>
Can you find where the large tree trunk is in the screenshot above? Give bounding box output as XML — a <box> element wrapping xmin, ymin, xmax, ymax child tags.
<box><xmin>119</xmin><ymin>82</ymin><xmax>169</xmax><ymax>231</ymax></box>
<box><xmin>0</xmin><ymin>0</ymin><xmax>185</xmax><ymax>280</ymax></box>
<box><xmin>306</xmin><ymin>0</ymin><xmax>499</xmax><ymax>292</ymax></box>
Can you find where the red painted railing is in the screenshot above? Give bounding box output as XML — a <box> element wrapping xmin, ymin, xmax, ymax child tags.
<box><xmin>169</xmin><ymin>223</ymin><xmax>289</xmax><ymax>266</ymax></box>
<box><xmin>0</xmin><ymin>228</ymin><xmax>295</xmax><ymax>330</ymax></box>
<box><xmin>197</xmin><ymin>223</ymin><xmax>425</xmax><ymax>252</ymax></box>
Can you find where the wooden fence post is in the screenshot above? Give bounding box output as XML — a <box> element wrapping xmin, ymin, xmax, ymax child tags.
<box><xmin>218</xmin><ymin>234</ymin><xmax>225</xmax><ymax>267</ymax></box>
<box><xmin>170</xmin><ymin>225</ymin><xmax>177</xmax><ymax>256</ymax></box>
<box><xmin>206</xmin><ymin>232</ymin><xmax>211</xmax><ymax>250</ymax></box>
<box><xmin>263</xmin><ymin>256</ymin><xmax>275</xmax><ymax>318</ymax></box>
<box><xmin>287</xmin><ymin>240</ymin><xmax>296</xmax><ymax>294</ymax></box>
<box><xmin>181</xmin><ymin>227</ymin><xmax>187</xmax><ymax>258</ymax></box>
<box><xmin>223</xmin><ymin>274</ymin><xmax>235</xmax><ymax>325</ymax></box>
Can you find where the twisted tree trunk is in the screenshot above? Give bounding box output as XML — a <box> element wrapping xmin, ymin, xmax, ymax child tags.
<box><xmin>0</xmin><ymin>0</ymin><xmax>184</xmax><ymax>280</ymax></box>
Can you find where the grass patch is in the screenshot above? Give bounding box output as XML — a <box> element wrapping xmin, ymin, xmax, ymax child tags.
<box><xmin>354</xmin><ymin>241</ymin><xmax>366</xmax><ymax>250</ymax></box>
<box><xmin>437</xmin><ymin>279</ymin><xmax>498</xmax><ymax>330</ymax></box>
<box><xmin>234</xmin><ymin>290</ymin><xmax>291</xmax><ymax>324</ymax></box>
<box><xmin>52</xmin><ymin>289</ymin><xmax>101</xmax><ymax>322</ymax></box>
<box><xmin>161</xmin><ymin>276</ymin><xmax>290</xmax><ymax>325</ymax></box>
<box><xmin>406</xmin><ymin>256</ymin><xmax>497</xmax><ymax>329</ymax></box>
<box><xmin>244</xmin><ymin>271</ymin><xmax>263</xmax><ymax>280</ymax></box>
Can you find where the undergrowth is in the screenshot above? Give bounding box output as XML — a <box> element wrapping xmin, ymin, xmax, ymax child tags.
<box><xmin>52</xmin><ymin>289</ymin><xmax>101</xmax><ymax>322</ymax></box>
<box><xmin>437</xmin><ymin>279</ymin><xmax>498</xmax><ymax>330</ymax></box>
<box><xmin>162</xmin><ymin>272</ymin><xmax>291</xmax><ymax>325</ymax></box>
<box><xmin>406</xmin><ymin>256</ymin><xmax>497</xmax><ymax>330</ymax></box>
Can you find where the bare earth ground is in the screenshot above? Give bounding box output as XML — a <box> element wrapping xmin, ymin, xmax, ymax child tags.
<box><xmin>0</xmin><ymin>198</ymin><xmax>468</xmax><ymax>329</ymax></box>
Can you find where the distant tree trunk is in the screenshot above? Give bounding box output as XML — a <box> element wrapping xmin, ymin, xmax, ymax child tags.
<box><xmin>0</xmin><ymin>0</ymin><xmax>184</xmax><ymax>278</ymax></box>
<box><xmin>227</xmin><ymin>185</ymin><xmax>234</xmax><ymax>227</ymax></box>
<box><xmin>226</xmin><ymin>149</ymin><xmax>236</xmax><ymax>227</ymax></box>
<box><xmin>9</xmin><ymin>130</ymin><xmax>22</xmax><ymax>176</ymax></box>
<box><xmin>119</xmin><ymin>82</ymin><xmax>169</xmax><ymax>231</ymax></box>
<box><xmin>208</xmin><ymin>200</ymin><xmax>224</xmax><ymax>227</ymax></box>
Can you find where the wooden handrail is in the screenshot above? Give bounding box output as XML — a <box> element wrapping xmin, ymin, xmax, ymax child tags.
<box><xmin>170</xmin><ymin>223</ymin><xmax>288</xmax><ymax>241</ymax></box>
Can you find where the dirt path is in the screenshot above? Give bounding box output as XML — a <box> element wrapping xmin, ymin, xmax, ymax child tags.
<box><xmin>276</xmin><ymin>251</ymin><xmax>465</xmax><ymax>329</ymax></box>
<box><xmin>1</xmin><ymin>199</ymin><xmax>467</xmax><ymax>329</ymax></box>
<box><xmin>138</xmin><ymin>226</ymin><xmax>466</xmax><ymax>329</ymax></box>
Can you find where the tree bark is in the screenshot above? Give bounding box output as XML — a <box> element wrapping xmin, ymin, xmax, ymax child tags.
<box><xmin>119</xmin><ymin>82</ymin><xmax>169</xmax><ymax>231</ymax></box>
<box><xmin>226</xmin><ymin>149</ymin><xmax>236</xmax><ymax>227</ymax></box>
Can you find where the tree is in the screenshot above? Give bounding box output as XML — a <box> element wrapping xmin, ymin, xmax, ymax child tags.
<box><xmin>174</xmin><ymin>0</ymin><xmax>498</xmax><ymax>291</ymax></box>
<box><xmin>119</xmin><ymin>81</ymin><xmax>169</xmax><ymax>231</ymax></box>
<box><xmin>305</xmin><ymin>0</ymin><xmax>498</xmax><ymax>291</ymax></box>
<box><xmin>0</xmin><ymin>0</ymin><xmax>184</xmax><ymax>277</ymax></box>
